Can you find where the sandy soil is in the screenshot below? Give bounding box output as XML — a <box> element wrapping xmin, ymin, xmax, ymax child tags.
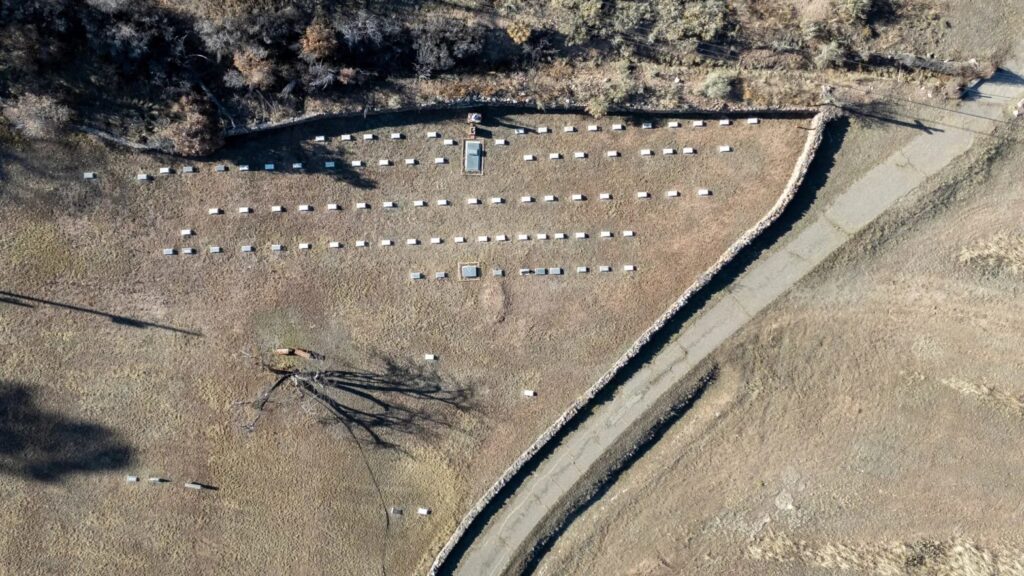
<box><xmin>0</xmin><ymin>110</ymin><xmax>809</xmax><ymax>575</ymax></box>
<box><xmin>532</xmin><ymin>119</ymin><xmax>1024</xmax><ymax>575</ymax></box>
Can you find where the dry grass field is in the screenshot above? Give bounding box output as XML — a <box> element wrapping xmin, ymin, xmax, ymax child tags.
<box><xmin>532</xmin><ymin>119</ymin><xmax>1024</xmax><ymax>575</ymax></box>
<box><xmin>0</xmin><ymin>109</ymin><xmax>810</xmax><ymax>575</ymax></box>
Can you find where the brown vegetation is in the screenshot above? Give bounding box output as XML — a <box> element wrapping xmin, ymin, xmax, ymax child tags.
<box><xmin>0</xmin><ymin>0</ymin><xmax>997</xmax><ymax>151</ymax></box>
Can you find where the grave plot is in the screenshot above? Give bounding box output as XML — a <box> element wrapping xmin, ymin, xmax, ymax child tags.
<box><xmin>0</xmin><ymin>110</ymin><xmax>814</xmax><ymax>576</ymax></box>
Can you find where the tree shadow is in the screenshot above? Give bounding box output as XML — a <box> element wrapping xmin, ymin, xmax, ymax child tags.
<box><xmin>844</xmin><ymin>100</ymin><xmax>945</xmax><ymax>134</ymax></box>
<box><xmin>0</xmin><ymin>381</ymin><xmax>133</xmax><ymax>482</ymax></box>
<box><xmin>248</xmin><ymin>355</ymin><xmax>474</xmax><ymax>450</ymax></box>
<box><xmin>0</xmin><ymin>290</ymin><xmax>203</xmax><ymax>337</ymax></box>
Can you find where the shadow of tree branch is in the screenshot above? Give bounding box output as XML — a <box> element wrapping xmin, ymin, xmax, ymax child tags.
<box><xmin>241</xmin><ymin>355</ymin><xmax>475</xmax><ymax>451</ymax></box>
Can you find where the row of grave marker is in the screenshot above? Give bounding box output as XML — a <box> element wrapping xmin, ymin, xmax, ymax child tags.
<box><xmin>107</xmin><ymin>143</ymin><xmax>732</xmax><ymax>180</ymax></box>
<box><xmin>408</xmin><ymin>264</ymin><xmax>636</xmax><ymax>281</ymax></box>
<box><xmin>200</xmin><ymin>190</ymin><xmax>707</xmax><ymax>216</ymax></box>
<box><xmin>307</xmin><ymin>117</ymin><xmax>760</xmax><ymax>143</ymax></box>
<box><xmin>523</xmin><ymin>146</ymin><xmax>730</xmax><ymax>161</ymax></box>
<box><xmin>163</xmin><ymin>229</ymin><xmax>638</xmax><ymax>255</ymax></box>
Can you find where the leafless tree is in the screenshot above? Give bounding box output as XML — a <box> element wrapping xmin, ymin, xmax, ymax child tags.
<box><xmin>236</xmin><ymin>354</ymin><xmax>473</xmax><ymax>449</ymax></box>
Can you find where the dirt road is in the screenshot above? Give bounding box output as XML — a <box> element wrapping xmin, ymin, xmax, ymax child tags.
<box><xmin>439</xmin><ymin>53</ymin><xmax>1024</xmax><ymax>576</ymax></box>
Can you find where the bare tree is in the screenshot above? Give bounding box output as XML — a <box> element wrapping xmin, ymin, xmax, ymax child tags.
<box><xmin>236</xmin><ymin>353</ymin><xmax>473</xmax><ymax>449</ymax></box>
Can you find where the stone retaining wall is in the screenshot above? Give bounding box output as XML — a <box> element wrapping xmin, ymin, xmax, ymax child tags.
<box><xmin>427</xmin><ymin>106</ymin><xmax>836</xmax><ymax>576</ymax></box>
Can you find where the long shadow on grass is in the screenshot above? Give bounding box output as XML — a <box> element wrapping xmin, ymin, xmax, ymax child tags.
<box><xmin>0</xmin><ymin>290</ymin><xmax>202</xmax><ymax>337</ymax></box>
<box><xmin>0</xmin><ymin>381</ymin><xmax>133</xmax><ymax>482</ymax></box>
<box><xmin>436</xmin><ymin>117</ymin><xmax>850</xmax><ymax>575</ymax></box>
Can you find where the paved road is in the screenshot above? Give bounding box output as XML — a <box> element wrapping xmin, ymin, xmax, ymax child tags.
<box><xmin>447</xmin><ymin>55</ymin><xmax>1024</xmax><ymax>576</ymax></box>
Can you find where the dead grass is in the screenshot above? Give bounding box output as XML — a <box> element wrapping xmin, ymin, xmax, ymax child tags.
<box><xmin>530</xmin><ymin>120</ymin><xmax>1024</xmax><ymax>576</ymax></box>
<box><xmin>750</xmin><ymin>530</ymin><xmax>1024</xmax><ymax>575</ymax></box>
<box><xmin>0</xmin><ymin>110</ymin><xmax>808</xmax><ymax>575</ymax></box>
<box><xmin>958</xmin><ymin>233</ymin><xmax>1024</xmax><ymax>276</ymax></box>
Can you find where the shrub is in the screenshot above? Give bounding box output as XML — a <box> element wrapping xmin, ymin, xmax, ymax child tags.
<box><xmin>701</xmin><ymin>70</ymin><xmax>737</xmax><ymax>100</ymax></box>
<box><xmin>680</xmin><ymin>0</ymin><xmax>731</xmax><ymax>42</ymax></box>
<box><xmin>304</xmin><ymin>62</ymin><xmax>336</xmax><ymax>90</ymax></box>
<box><xmin>2</xmin><ymin>94</ymin><xmax>72</xmax><ymax>139</ymax></box>
<box><xmin>506</xmin><ymin>21</ymin><xmax>532</xmax><ymax>45</ymax></box>
<box><xmin>413</xmin><ymin>19</ymin><xmax>484</xmax><ymax>78</ymax></box>
<box><xmin>300</xmin><ymin>18</ymin><xmax>337</xmax><ymax>61</ymax></box>
<box><xmin>550</xmin><ymin>0</ymin><xmax>604</xmax><ymax>45</ymax></box>
<box><xmin>232</xmin><ymin>45</ymin><xmax>275</xmax><ymax>90</ymax></box>
<box><xmin>814</xmin><ymin>41</ymin><xmax>846</xmax><ymax>69</ymax></box>
<box><xmin>161</xmin><ymin>95</ymin><xmax>223</xmax><ymax>156</ymax></box>
<box><xmin>585</xmin><ymin>95</ymin><xmax>610</xmax><ymax>118</ymax></box>
<box><xmin>837</xmin><ymin>0</ymin><xmax>874</xmax><ymax>24</ymax></box>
